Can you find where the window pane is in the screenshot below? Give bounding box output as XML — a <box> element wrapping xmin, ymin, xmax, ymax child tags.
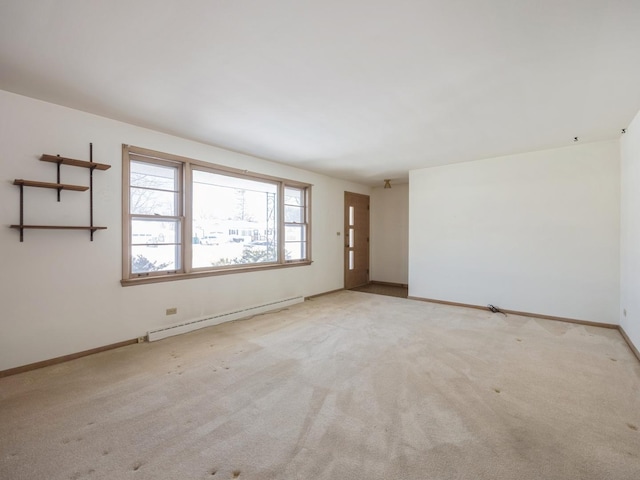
<box><xmin>349</xmin><ymin>228</ymin><xmax>354</xmax><ymax>248</ymax></box>
<box><xmin>284</xmin><ymin>187</ymin><xmax>302</xmax><ymax>206</ymax></box>
<box><xmin>349</xmin><ymin>206</ymin><xmax>354</xmax><ymax>226</ymax></box>
<box><xmin>349</xmin><ymin>250</ymin><xmax>354</xmax><ymax>270</ymax></box>
<box><xmin>285</xmin><ymin>242</ymin><xmax>306</xmax><ymax>261</ymax></box>
<box><xmin>285</xmin><ymin>225</ymin><xmax>305</xmax><ymax>242</ymax></box>
<box><xmin>285</xmin><ymin>205</ymin><xmax>303</xmax><ymax>223</ymax></box>
<box><xmin>192</xmin><ymin>169</ymin><xmax>278</xmax><ymax>268</ymax></box>
<box><xmin>193</xmin><ymin>239</ymin><xmax>278</xmax><ymax>268</ymax></box>
<box><xmin>131</xmin><ymin>161</ymin><xmax>177</xmax><ymax>190</ymax></box>
<box><xmin>239</xmin><ymin>240</ymin><xmax>277</xmax><ymax>264</ymax></box>
<box><xmin>132</xmin><ymin>218</ymin><xmax>179</xmax><ymax>245</ymax></box>
<box><xmin>131</xmin><ymin>245</ymin><xmax>181</xmax><ymax>274</ymax></box>
<box><xmin>130</xmin><ymin>188</ymin><xmax>177</xmax><ymax>215</ymax></box>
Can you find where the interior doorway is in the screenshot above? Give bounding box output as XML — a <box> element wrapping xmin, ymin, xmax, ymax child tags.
<box><xmin>344</xmin><ymin>192</ymin><xmax>370</xmax><ymax>289</ymax></box>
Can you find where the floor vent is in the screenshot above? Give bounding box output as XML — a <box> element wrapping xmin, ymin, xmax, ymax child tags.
<box><xmin>147</xmin><ymin>296</ymin><xmax>304</xmax><ymax>342</ymax></box>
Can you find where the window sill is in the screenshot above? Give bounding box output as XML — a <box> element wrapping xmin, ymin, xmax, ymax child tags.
<box><xmin>120</xmin><ymin>260</ymin><xmax>312</xmax><ymax>286</ymax></box>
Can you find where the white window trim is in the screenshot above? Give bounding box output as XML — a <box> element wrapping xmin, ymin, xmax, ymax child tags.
<box><xmin>121</xmin><ymin>145</ymin><xmax>312</xmax><ymax>286</ymax></box>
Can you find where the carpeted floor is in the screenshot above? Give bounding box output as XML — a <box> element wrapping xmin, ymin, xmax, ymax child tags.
<box><xmin>1</xmin><ymin>291</ymin><xmax>639</xmax><ymax>480</ymax></box>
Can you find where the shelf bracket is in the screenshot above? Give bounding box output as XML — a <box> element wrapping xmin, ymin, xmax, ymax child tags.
<box><xmin>89</xmin><ymin>143</ymin><xmax>94</xmax><ymax>241</ymax></box>
<box><xmin>18</xmin><ymin>184</ymin><xmax>24</xmax><ymax>242</ymax></box>
<box><xmin>56</xmin><ymin>157</ymin><xmax>61</xmax><ymax>201</ymax></box>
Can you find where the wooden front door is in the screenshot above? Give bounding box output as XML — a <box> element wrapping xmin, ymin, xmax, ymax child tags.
<box><xmin>344</xmin><ymin>192</ymin><xmax>370</xmax><ymax>289</ymax></box>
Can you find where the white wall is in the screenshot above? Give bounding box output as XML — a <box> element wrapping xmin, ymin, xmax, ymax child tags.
<box><xmin>620</xmin><ymin>108</ymin><xmax>640</xmax><ymax>351</ymax></box>
<box><xmin>0</xmin><ymin>90</ymin><xmax>369</xmax><ymax>371</ymax></box>
<box><xmin>409</xmin><ymin>141</ymin><xmax>620</xmax><ymax>324</ymax></box>
<box><xmin>370</xmin><ymin>184</ymin><xmax>408</xmax><ymax>285</ymax></box>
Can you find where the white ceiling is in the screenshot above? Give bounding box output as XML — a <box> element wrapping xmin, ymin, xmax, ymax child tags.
<box><xmin>1</xmin><ymin>0</ymin><xmax>639</xmax><ymax>185</ymax></box>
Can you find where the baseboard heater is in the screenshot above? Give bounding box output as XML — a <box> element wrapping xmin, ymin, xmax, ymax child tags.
<box><xmin>147</xmin><ymin>296</ymin><xmax>304</xmax><ymax>342</ymax></box>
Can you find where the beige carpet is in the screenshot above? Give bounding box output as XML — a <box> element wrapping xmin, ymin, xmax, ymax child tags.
<box><xmin>1</xmin><ymin>291</ymin><xmax>639</xmax><ymax>480</ymax></box>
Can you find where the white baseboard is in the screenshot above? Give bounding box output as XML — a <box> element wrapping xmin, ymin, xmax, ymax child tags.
<box><xmin>147</xmin><ymin>296</ymin><xmax>304</xmax><ymax>341</ymax></box>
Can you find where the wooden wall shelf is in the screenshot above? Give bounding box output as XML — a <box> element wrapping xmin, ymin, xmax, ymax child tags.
<box><xmin>11</xmin><ymin>144</ymin><xmax>110</xmax><ymax>242</ymax></box>
<box><xmin>13</xmin><ymin>179</ymin><xmax>89</xmax><ymax>192</ymax></box>
<box><xmin>10</xmin><ymin>225</ymin><xmax>107</xmax><ymax>231</ymax></box>
<box><xmin>40</xmin><ymin>154</ymin><xmax>111</xmax><ymax>171</ymax></box>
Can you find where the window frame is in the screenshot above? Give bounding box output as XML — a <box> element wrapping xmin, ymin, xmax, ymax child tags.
<box><xmin>128</xmin><ymin>155</ymin><xmax>184</xmax><ymax>277</ymax></box>
<box><xmin>283</xmin><ymin>185</ymin><xmax>310</xmax><ymax>263</ymax></box>
<box><xmin>121</xmin><ymin>145</ymin><xmax>312</xmax><ymax>286</ymax></box>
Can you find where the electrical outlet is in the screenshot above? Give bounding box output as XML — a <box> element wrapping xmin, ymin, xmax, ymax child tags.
<box><xmin>137</xmin><ymin>336</ymin><xmax>146</xmax><ymax>344</ymax></box>
<box><xmin>166</xmin><ymin>307</ymin><xmax>177</xmax><ymax>315</ymax></box>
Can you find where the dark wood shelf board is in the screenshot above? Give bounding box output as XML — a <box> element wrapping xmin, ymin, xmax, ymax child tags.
<box><xmin>13</xmin><ymin>179</ymin><xmax>89</xmax><ymax>191</ymax></box>
<box><xmin>10</xmin><ymin>225</ymin><xmax>107</xmax><ymax>231</ymax></box>
<box><xmin>40</xmin><ymin>154</ymin><xmax>111</xmax><ymax>171</ymax></box>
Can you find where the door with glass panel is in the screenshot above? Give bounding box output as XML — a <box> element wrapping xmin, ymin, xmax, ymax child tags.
<box><xmin>344</xmin><ymin>192</ymin><xmax>370</xmax><ymax>289</ymax></box>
